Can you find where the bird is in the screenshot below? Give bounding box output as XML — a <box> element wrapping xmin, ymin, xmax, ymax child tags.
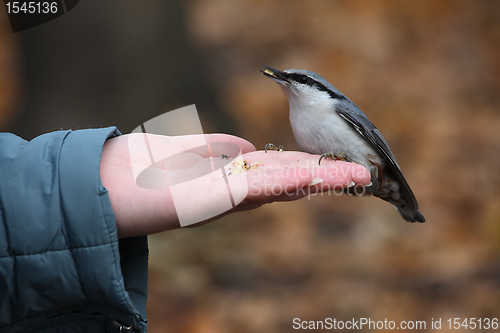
<box><xmin>261</xmin><ymin>65</ymin><xmax>425</xmax><ymax>223</ymax></box>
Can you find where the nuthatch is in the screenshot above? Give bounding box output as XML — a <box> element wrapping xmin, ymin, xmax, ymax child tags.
<box><xmin>262</xmin><ymin>66</ymin><xmax>425</xmax><ymax>223</ymax></box>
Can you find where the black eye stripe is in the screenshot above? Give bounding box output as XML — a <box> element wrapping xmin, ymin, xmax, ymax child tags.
<box><xmin>284</xmin><ymin>72</ymin><xmax>347</xmax><ymax>100</ymax></box>
<box><xmin>286</xmin><ymin>73</ymin><xmax>311</xmax><ymax>85</ymax></box>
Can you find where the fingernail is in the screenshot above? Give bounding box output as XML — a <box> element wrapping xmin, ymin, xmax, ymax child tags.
<box><xmin>347</xmin><ymin>180</ymin><xmax>356</xmax><ymax>188</ymax></box>
<box><xmin>309</xmin><ymin>177</ymin><xmax>323</xmax><ymax>186</ymax></box>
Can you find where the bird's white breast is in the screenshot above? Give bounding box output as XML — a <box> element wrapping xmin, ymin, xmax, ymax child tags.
<box><xmin>283</xmin><ymin>85</ymin><xmax>378</xmax><ymax>168</ymax></box>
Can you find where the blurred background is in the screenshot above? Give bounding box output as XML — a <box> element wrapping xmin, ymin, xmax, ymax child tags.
<box><xmin>1</xmin><ymin>0</ymin><xmax>500</xmax><ymax>332</ymax></box>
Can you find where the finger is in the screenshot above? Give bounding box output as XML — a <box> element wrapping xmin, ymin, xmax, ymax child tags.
<box><xmin>242</xmin><ymin>151</ymin><xmax>371</xmax><ymax>185</ymax></box>
<box><xmin>139</xmin><ymin>133</ymin><xmax>256</xmax><ymax>155</ymax></box>
<box><xmin>243</xmin><ymin>150</ymin><xmax>312</xmax><ymax>163</ymax></box>
<box><xmin>205</xmin><ymin>134</ymin><xmax>256</xmax><ymax>154</ymax></box>
<box><xmin>242</xmin><ymin>166</ymin><xmax>339</xmax><ymax>201</ymax></box>
<box><xmin>167</xmin><ymin>134</ymin><xmax>256</xmax><ymax>159</ymax></box>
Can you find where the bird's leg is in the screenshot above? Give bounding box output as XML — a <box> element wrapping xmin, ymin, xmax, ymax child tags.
<box><xmin>264</xmin><ymin>143</ymin><xmax>284</xmax><ymax>153</ymax></box>
<box><xmin>318</xmin><ymin>151</ymin><xmax>352</xmax><ymax>165</ymax></box>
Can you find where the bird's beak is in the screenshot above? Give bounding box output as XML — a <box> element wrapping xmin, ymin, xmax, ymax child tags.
<box><xmin>261</xmin><ymin>65</ymin><xmax>290</xmax><ymax>84</ymax></box>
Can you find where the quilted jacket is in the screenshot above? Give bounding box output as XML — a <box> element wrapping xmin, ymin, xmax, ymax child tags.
<box><xmin>0</xmin><ymin>127</ymin><xmax>148</xmax><ymax>333</ymax></box>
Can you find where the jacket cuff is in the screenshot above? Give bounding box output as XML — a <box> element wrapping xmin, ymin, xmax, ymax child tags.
<box><xmin>58</xmin><ymin>128</ymin><xmax>148</xmax><ymax>327</ymax></box>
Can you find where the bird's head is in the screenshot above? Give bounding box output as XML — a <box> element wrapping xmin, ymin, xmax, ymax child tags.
<box><xmin>261</xmin><ymin>65</ymin><xmax>348</xmax><ymax>112</ymax></box>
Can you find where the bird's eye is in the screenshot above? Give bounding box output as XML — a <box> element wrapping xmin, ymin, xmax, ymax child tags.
<box><xmin>299</xmin><ymin>75</ymin><xmax>309</xmax><ymax>84</ymax></box>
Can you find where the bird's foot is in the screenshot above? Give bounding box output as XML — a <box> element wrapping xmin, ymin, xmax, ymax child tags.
<box><xmin>318</xmin><ymin>152</ymin><xmax>352</xmax><ymax>165</ymax></box>
<box><xmin>264</xmin><ymin>143</ymin><xmax>284</xmax><ymax>153</ymax></box>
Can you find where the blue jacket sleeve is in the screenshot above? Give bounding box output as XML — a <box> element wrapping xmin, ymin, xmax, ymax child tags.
<box><xmin>0</xmin><ymin>128</ymin><xmax>148</xmax><ymax>333</ymax></box>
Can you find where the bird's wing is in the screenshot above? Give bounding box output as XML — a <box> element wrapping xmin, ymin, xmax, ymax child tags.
<box><xmin>334</xmin><ymin>105</ymin><xmax>419</xmax><ymax>213</ymax></box>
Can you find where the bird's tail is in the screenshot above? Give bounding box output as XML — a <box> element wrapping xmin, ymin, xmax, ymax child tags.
<box><xmin>395</xmin><ymin>205</ymin><xmax>426</xmax><ymax>223</ymax></box>
<box><xmin>370</xmin><ymin>165</ymin><xmax>426</xmax><ymax>223</ymax></box>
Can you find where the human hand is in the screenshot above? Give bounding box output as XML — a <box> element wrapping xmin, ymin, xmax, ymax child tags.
<box><xmin>100</xmin><ymin>133</ymin><xmax>371</xmax><ymax>238</ymax></box>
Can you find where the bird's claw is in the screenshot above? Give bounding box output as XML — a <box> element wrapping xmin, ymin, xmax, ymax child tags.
<box><xmin>318</xmin><ymin>152</ymin><xmax>352</xmax><ymax>165</ymax></box>
<box><xmin>264</xmin><ymin>143</ymin><xmax>284</xmax><ymax>153</ymax></box>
